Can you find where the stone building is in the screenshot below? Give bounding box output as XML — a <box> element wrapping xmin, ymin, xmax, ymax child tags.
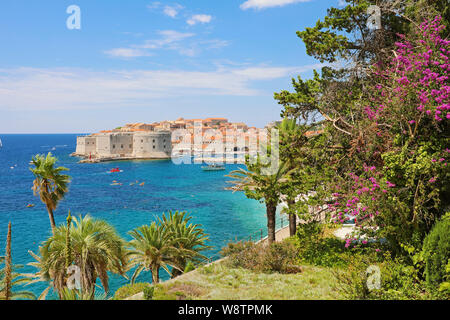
<box><xmin>74</xmin><ymin>131</ymin><xmax>172</xmax><ymax>161</ymax></box>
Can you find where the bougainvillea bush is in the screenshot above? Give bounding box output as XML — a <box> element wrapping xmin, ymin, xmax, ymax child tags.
<box><xmin>330</xmin><ymin>17</ymin><xmax>450</xmax><ymax>252</ymax></box>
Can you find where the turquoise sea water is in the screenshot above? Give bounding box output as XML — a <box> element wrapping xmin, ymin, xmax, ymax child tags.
<box><xmin>0</xmin><ymin>134</ymin><xmax>277</xmax><ymax>298</ymax></box>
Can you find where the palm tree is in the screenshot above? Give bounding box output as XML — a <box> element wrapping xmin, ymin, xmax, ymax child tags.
<box><xmin>277</xmin><ymin>118</ymin><xmax>307</xmax><ymax>236</ymax></box>
<box><xmin>128</xmin><ymin>222</ymin><xmax>179</xmax><ymax>284</ymax></box>
<box><xmin>27</xmin><ymin>215</ymin><xmax>128</xmax><ymax>298</ymax></box>
<box><xmin>0</xmin><ymin>223</ymin><xmax>36</xmax><ymax>300</ymax></box>
<box><xmin>227</xmin><ymin>160</ymin><xmax>290</xmax><ymax>244</ymax></box>
<box><xmin>158</xmin><ymin>211</ymin><xmax>209</xmax><ymax>278</ymax></box>
<box><xmin>30</xmin><ymin>153</ymin><xmax>70</xmax><ymax>234</ymax></box>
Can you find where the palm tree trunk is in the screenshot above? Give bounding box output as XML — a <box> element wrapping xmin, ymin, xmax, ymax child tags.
<box><xmin>5</xmin><ymin>222</ymin><xmax>12</xmax><ymax>301</ymax></box>
<box><xmin>266</xmin><ymin>204</ymin><xmax>276</xmax><ymax>244</ymax></box>
<box><xmin>152</xmin><ymin>265</ymin><xmax>160</xmax><ymax>284</ymax></box>
<box><xmin>171</xmin><ymin>261</ymin><xmax>183</xmax><ymax>278</ymax></box>
<box><xmin>288</xmin><ymin>199</ymin><xmax>297</xmax><ymax>236</ymax></box>
<box><xmin>46</xmin><ymin>206</ymin><xmax>56</xmax><ymax>234</ymax></box>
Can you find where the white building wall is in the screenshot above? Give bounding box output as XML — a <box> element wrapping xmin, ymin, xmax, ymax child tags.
<box><xmin>110</xmin><ymin>133</ymin><xmax>134</xmax><ymax>156</ymax></box>
<box><xmin>75</xmin><ymin>131</ymin><xmax>172</xmax><ymax>160</ymax></box>
<box><xmin>76</xmin><ymin>136</ymin><xmax>86</xmax><ymax>155</ymax></box>
<box><xmin>96</xmin><ymin>135</ymin><xmax>112</xmax><ymax>157</ymax></box>
<box><xmin>133</xmin><ymin>132</ymin><xmax>172</xmax><ymax>158</ymax></box>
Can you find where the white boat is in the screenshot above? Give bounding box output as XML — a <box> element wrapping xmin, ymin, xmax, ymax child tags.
<box><xmin>201</xmin><ymin>164</ymin><xmax>225</xmax><ymax>171</ymax></box>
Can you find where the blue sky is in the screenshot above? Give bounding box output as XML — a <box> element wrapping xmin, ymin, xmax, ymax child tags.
<box><xmin>0</xmin><ymin>0</ymin><xmax>340</xmax><ymax>133</ymax></box>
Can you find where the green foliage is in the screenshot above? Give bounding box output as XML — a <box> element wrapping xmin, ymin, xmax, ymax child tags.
<box><xmin>438</xmin><ymin>260</ymin><xmax>450</xmax><ymax>295</ymax></box>
<box><xmin>151</xmin><ymin>284</ymin><xmax>183</xmax><ymax>300</ymax></box>
<box><xmin>128</xmin><ymin>210</ymin><xmax>209</xmax><ymax>284</ymax></box>
<box><xmin>29</xmin><ymin>152</ymin><xmax>71</xmax><ymax>232</ymax></box>
<box><xmin>296</xmin><ymin>223</ymin><xmax>356</xmax><ymax>268</ymax></box>
<box><xmin>423</xmin><ymin>213</ymin><xmax>450</xmax><ymax>288</ymax></box>
<box><xmin>143</xmin><ymin>286</ymin><xmax>154</xmax><ymax>300</ymax></box>
<box><xmin>0</xmin><ymin>258</ymin><xmax>36</xmax><ymax>300</ymax></box>
<box><xmin>128</xmin><ymin>222</ymin><xmax>178</xmax><ymax>284</ymax></box>
<box><xmin>59</xmin><ymin>287</ymin><xmax>106</xmax><ymax>300</ymax></box>
<box><xmin>261</xmin><ymin>242</ymin><xmax>300</xmax><ymax>274</ymax></box>
<box><xmin>184</xmin><ymin>261</ymin><xmax>196</xmax><ymax>274</ymax></box>
<box><xmin>227</xmin><ymin>160</ymin><xmax>291</xmax><ymax>243</ymax></box>
<box><xmin>27</xmin><ymin>215</ymin><xmax>128</xmax><ymax>299</ymax></box>
<box><xmin>113</xmin><ymin>282</ymin><xmax>150</xmax><ymax>300</ymax></box>
<box><xmin>335</xmin><ymin>252</ymin><xmax>436</xmax><ymax>300</ymax></box>
<box><xmin>158</xmin><ymin>211</ymin><xmax>209</xmax><ymax>278</ymax></box>
<box><xmin>297</xmin><ymin>221</ymin><xmax>323</xmax><ymax>243</ymax></box>
<box><xmin>221</xmin><ymin>241</ymin><xmax>300</xmax><ymax>274</ymax></box>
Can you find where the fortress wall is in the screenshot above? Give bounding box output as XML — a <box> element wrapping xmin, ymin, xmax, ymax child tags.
<box><xmin>75</xmin><ymin>131</ymin><xmax>172</xmax><ymax>160</ymax></box>
<box><xmin>76</xmin><ymin>136</ymin><xmax>86</xmax><ymax>155</ymax></box>
<box><xmin>110</xmin><ymin>133</ymin><xmax>134</xmax><ymax>156</ymax></box>
<box><xmin>84</xmin><ymin>137</ymin><xmax>97</xmax><ymax>155</ymax></box>
<box><xmin>133</xmin><ymin>131</ymin><xmax>172</xmax><ymax>158</ymax></box>
<box><xmin>96</xmin><ymin>134</ymin><xmax>112</xmax><ymax>156</ymax></box>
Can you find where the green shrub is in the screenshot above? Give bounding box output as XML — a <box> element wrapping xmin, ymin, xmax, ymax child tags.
<box><xmin>143</xmin><ymin>286</ymin><xmax>154</xmax><ymax>300</ymax></box>
<box><xmin>220</xmin><ymin>241</ymin><xmax>254</xmax><ymax>257</ymax></box>
<box><xmin>184</xmin><ymin>261</ymin><xmax>196</xmax><ymax>273</ymax></box>
<box><xmin>335</xmin><ymin>252</ymin><xmax>434</xmax><ymax>300</ymax></box>
<box><xmin>261</xmin><ymin>242</ymin><xmax>299</xmax><ymax>273</ymax></box>
<box><xmin>113</xmin><ymin>282</ymin><xmax>150</xmax><ymax>300</ymax></box>
<box><xmin>152</xmin><ymin>285</ymin><xmax>183</xmax><ymax>300</ymax></box>
<box><xmin>422</xmin><ymin>213</ymin><xmax>450</xmax><ymax>288</ymax></box>
<box><xmin>296</xmin><ymin>224</ymin><xmax>356</xmax><ymax>268</ymax></box>
<box><xmin>221</xmin><ymin>241</ymin><xmax>261</xmax><ymax>270</ymax></box>
<box><xmin>297</xmin><ymin>221</ymin><xmax>323</xmax><ymax>243</ymax></box>
<box><xmin>438</xmin><ymin>260</ymin><xmax>450</xmax><ymax>296</ymax></box>
<box><xmin>221</xmin><ymin>240</ymin><xmax>300</xmax><ymax>274</ymax></box>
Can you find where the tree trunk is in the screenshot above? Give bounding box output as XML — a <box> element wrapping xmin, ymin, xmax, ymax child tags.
<box><xmin>152</xmin><ymin>265</ymin><xmax>160</xmax><ymax>284</ymax></box>
<box><xmin>288</xmin><ymin>199</ymin><xmax>297</xmax><ymax>236</ymax></box>
<box><xmin>5</xmin><ymin>222</ymin><xmax>12</xmax><ymax>301</ymax></box>
<box><xmin>46</xmin><ymin>206</ymin><xmax>56</xmax><ymax>234</ymax></box>
<box><xmin>266</xmin><ymin>204</ymin><xmax>276</xmax><ymax>245</ymax></box>
<box><xmin>171</xmin><ymin>260</ymin><xmax>184</xmax><ymax>278</ymax></box>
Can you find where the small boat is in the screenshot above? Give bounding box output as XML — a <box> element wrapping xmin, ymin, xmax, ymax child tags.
<box><xmin>26</xmin><ymin>204</ymin><xmax>35</xmax><ymax>208</ymax></box>
<box><xmin>139</xmin><ymin>182</ymin><xmax>145</xmax><ymax>186</ymax></box>
<box><xmin>202</xmin><ymin>164</ymin><xmax>225</xmax><ymax>171</ymax></box>
<box><xmin>109</xmin><ymin>168</ymin><xmax>122</xmax><ymax>173</ymax></box>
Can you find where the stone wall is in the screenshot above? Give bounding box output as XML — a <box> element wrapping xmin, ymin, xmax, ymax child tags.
<box><xmin>74</xmin><ymin>131</ymin><xmax>172</xmax><ymax>160</ymax></box>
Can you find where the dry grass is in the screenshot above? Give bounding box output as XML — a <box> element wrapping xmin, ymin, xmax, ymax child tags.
<box><xmin>152</xmin><ymin>262</ymin><xmax>341</xmax><ymax>300</ymax></box>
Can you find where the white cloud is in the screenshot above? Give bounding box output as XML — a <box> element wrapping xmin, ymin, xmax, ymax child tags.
<box><xmin>187</xmin><ymin>14</ymin><xmax>212</xmax><ymax>26</ymax></box>
<box><xmin>105</xmin><ymin>30</ymin><xmax>195</xmax><ymax>58</ymax></box>
<box><xmin>240</xmin><ymin>0</ymin><xmax>311</xmax><ymax>10</ymax></box>
<box><xmin>105</xmin><ymin>30</ymin><xmax>228</xmax><ymax>58</ymax></box>
<box><xmin>104</xmin><ymin>48</ymin><xmax>151</xmax><ymax>58</ymax></box>
<box><xmin>163</xmin><ymin>4</ymin><xmax>183</xmax><ymax>18</ymax></box>
<box><xmin>0</xmin><ymin>64</ymin><xmax>321</xmax><ymax>111</ymax></box>
<box><xmin>147</xmin><ymin>2</ymin><xmax>162</xmax><ymax>10</ymax></box>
